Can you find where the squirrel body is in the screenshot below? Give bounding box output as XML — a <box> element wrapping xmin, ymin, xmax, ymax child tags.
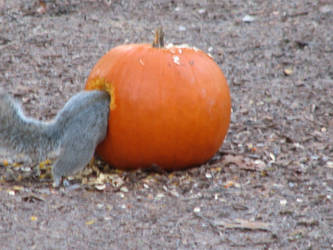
<box><xmin>0</xmin><ymin>90</ymin><xmax>110</xmax><ymax>186</ymax></box>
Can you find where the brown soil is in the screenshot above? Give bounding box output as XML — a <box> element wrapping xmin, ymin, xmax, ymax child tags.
<box><xmin>0</xmin><ymin>0</ymin><xmax>332</xmax><ymax>249</ymax></box>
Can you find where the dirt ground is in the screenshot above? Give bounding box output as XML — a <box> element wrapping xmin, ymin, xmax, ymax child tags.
<box><xmin>0</xmin><ymin>0</ymin><xmax>332</xmax><ymax>249</ymax></box>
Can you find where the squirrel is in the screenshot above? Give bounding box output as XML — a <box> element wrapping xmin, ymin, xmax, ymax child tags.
<box><xmin>0</xmin><ymin>90</ymin><xmax>110</xmax><ymax>187</ymax></box>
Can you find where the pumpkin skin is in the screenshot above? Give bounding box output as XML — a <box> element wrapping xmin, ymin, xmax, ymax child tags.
<box><xmin>85</xmin><ymin>43</ymin><xmax>231</xmax><ymax>170</ymax></box>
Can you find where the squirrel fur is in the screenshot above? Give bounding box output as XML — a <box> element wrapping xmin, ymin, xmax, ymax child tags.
<box><xmin>0</xmin><ymin>90</ymin><xmax>110</xmax><ymax>187</ymax></box>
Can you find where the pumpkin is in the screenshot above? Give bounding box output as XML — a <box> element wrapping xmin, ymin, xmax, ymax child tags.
<box><xmin>85</xmin><ymin>28</ymin><xmax>231</xmax><ymax>170</ymax></box>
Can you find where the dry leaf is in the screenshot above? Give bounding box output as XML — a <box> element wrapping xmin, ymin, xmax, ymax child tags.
<box><xmin>12</xmin><ymin>185</ymin><xmax>23</xmax><ymax>191</ymax></box>
<box><xmin>214</xmin><ymin>218</ymin><xmax>271</xmax><ymax>231</ymax></box>
<box><xmin>222</xmin><ymin>155</ymin><xmax>244</xmax><ymax>166</ymax></box>
<box><xmin>22</xmin><ymin>194</ymin><xmax>45</xmax><ymax>202</ymax></box>
<box><xmin>12</xmin><ymin>162</ymin><xmax>22</xmax><ymax>168</ymax></box>
<box><xmin>108</xmin><ymin>174</ymin><xmax>124</xmax><ymax>187</ymax></box>
<box><xmin>2</xmin><ymin>160</ymin><xmax>9</xmax><ymax>166</ymax></box>
<box><xmin>224</xmin><ymin>180</ymin><xmax>240</xmax><ymax>188</ymax></box>
<box><xmin>222</xmin><ymin>155</ymin><xmax>266</xmax><ymax>171</ymax></box>
<box><xmin>36</xmin><ymin>0</ymin><xmax>47</xmax><ymax>14</ymax></box>
<box><xmin>30</xmin><ymin>216</ymin><xmax>38</xmax><ymax>221</ymax></box>
<box><xmin>85</xmin><ymin>219</ymin><xmax>95</xmax><ymax>225</ymax></box>
<box><xmin>39</xmin><ymin>159</ymin><xmax>52</xmax><ymax>170</ymax></box>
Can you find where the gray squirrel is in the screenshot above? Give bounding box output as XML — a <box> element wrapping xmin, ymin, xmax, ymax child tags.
<box><xmin>0</xmin><ymin>90</ymin><xmax>110</xmax><ymax>187</ymax></box>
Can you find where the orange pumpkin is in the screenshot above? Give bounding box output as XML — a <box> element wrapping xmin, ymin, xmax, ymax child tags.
<box><xmin>85</xmin><ymin>29</ymin><xmax>231</xmax><ymax>170</ymax></box>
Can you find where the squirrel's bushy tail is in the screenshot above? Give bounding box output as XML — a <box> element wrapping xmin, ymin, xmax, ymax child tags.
<box><xmin>0</xmin><ymin>91</ymin><xmax>60</xmax><ymax>161</ymax></box>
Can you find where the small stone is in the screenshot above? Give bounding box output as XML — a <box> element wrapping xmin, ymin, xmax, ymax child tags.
<box><xmin>319</xmin><ymin>5</ymin><xmax>333</xmax><ymax>13</ymax></box>
<box><xmin>234</xmin><ymin>182</ymin><xmax>241</xmax><ymax>188</ymax></box>
<box><xmin>205</xmin><ymin>172</ymin><xmax>212</xmax><ymax>179</ymax></box>
<box><xmin>254</xmin><ymin>160</ymin><xmax>266</xmax><ymax>170</ymax></box>
<box><xmin>96</xmin><ymin>203</ymin><xmax>104</xmax><ymax>209</ymax></box>
<box><xmin>4</xmin><ymin>168</ymin><xmax>16</xmax><ymax>182</ymax></box>
<box><xmin>283</xmin><ymin>68</ymin><xmax>293</xmax><ymax>76</ymax></box>
<box><xmin>326</xmin><ymin>161</ymin><xmax>333</xmax><ymax>169</ymax></box>
<box><xmin>95</xmin><ymin>184</ymin><xmax>106</xmax><ymax>190</ymax></box>
<box><xmin>242</xmin><ymin>15</ymin><xmax>255</xmax><ymax>23</ymax></box>
<box><xmin>104</xmin><ymin>0</ymin><xmax>112</xmax><ymax>6</ymax></box>
<box><xmin>169</xmin><ymin>190</ymin><xmax>179</xmax><ymax>197</ymax></box>
<box><xmin>198</xmin><ymin>8</ymin><xmax>206</xmax><ymax>14</ymax></box>
<box><xmin>311</xmin><ymin>155</ymin><xmax>319</xmax><ymax>160</ymax></box>
<box><xmin>269</xmin><ymin>153</ymin><xmax>276</xmax><ymax>162</ymax></box>
<box><xmin>193</xmin><ymin>207</ymin><xmax>201</xmax><ymax>213</ymax></box>
<box><xmin>8</xmin><ymin>190</ymin><xmax>15</xmax><ymax>196</ymax></box>
<box><xmin>21</xmin><ymin>167</ymin><xmax>31</xmax><ymax>172</ymax></box>
<box><xmin>280</xmin><ymin>199</ymin><xmax>287</xmax><ymax>206</ymax></box>
<box><xmin>155</xmin><ymin>193</ymin><xmax>165</xmax><ymax>200</ymax></box>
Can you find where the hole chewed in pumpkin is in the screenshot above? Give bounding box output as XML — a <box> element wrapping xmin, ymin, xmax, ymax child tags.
<box><xmin>86</xmin><ymin>77</ymin><xmax>116</xmax><ymax>110</ymax></box>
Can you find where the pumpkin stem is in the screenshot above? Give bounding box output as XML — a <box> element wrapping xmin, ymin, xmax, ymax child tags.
<box><xmin>152</xmin><ymin>27</ymin><xmax>164</xmax><ymax>48</ymax></box>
